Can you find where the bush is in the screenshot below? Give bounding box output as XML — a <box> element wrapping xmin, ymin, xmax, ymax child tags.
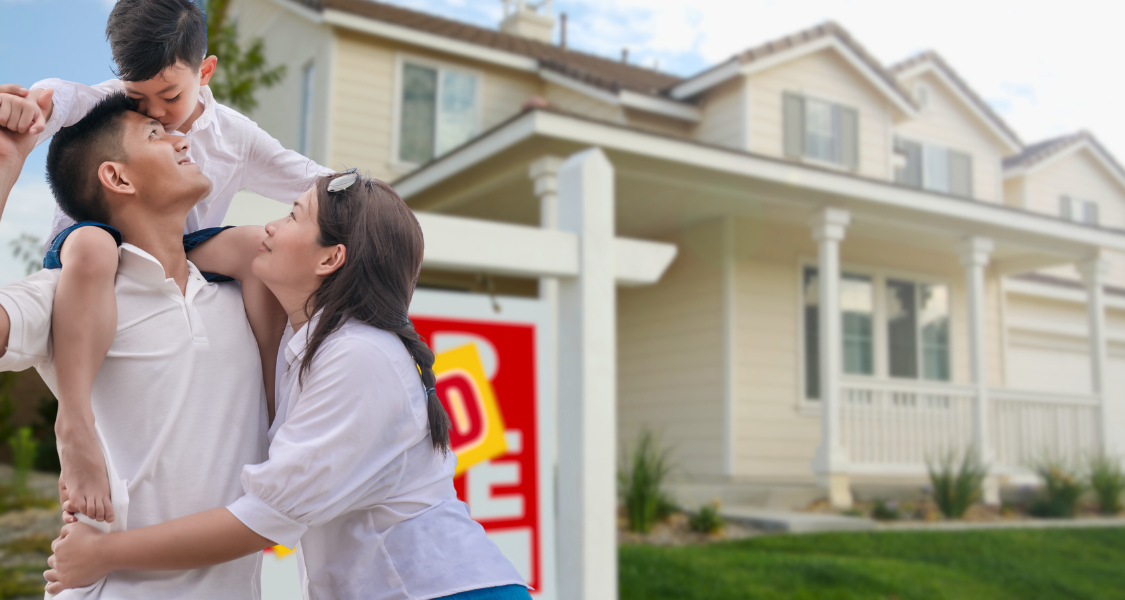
<box><xmin>7</xmin><ymin>427</ymin><xmax>36</xmax><ymax>499</ymax></box>
<box><xmin>927</xmin><ymin>449</ymin><xmax>987</xmax><ymax>519</ymax></box>
<box><xmin>1088</xmin><ymin>453</ymin><xmax>1125</xmax><ymax>515</ymax></box>
<box><xmin>689</xmin><ymin>502</ymin><xmax>724</xmax><ymax>534</ymax></box>
<box><xmin>1029</xmin><ymin>459</ymin><xmax>1085</xmax><ymax>518</ymax></box>
<box><xmin>619</xmin><ymin>428</ymin><xmax>674</xmax><ymax>534</ymax></box>
<box><xmin>871</xmin><ymin>498</ymin><xmax>900</xmax><ymax>521</ymax></box>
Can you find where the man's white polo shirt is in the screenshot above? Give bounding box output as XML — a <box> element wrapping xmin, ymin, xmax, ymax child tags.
<box><xmin>0</xmin><ymin>244</ymin><xmax>267</xmax><ymax>600</ymax></box>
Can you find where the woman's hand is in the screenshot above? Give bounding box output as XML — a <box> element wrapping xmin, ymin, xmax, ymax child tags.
<box><xmin>44</xmin><ymin>522</ymin><xmax>112</xmax><ymax>594</ymax></box>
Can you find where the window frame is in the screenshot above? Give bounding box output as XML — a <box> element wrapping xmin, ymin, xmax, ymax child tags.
<box><xmin>784</xmin><ymin>91</ymin><xmax>860</xmax><ymax>172</ymax></box>
<box><xmin>391</xmin><ymin>53</ymin><xmax>484</xmax><ymax>172</ymax></box>
<box><xmin>298</xmin><ymin>60</ymin><xmax>316</xmax><ymax>157</ymax></box>
<box><xmin>893</xmin><ymin>135</ymin><xmax>974</xmax><ymax>198</ymax></box>
<box><xmin>796</xmin><ymin>257</ymin><xmax>956</xmax><ymax>411</ymax></box>
<box><xmin>1059</xmin><ymin>195</ymin><xmax>1100</xmax><ymax>226</ymax></box>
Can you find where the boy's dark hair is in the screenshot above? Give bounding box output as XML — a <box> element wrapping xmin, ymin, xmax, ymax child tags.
<box><xmin>106</xmin><ymin>0</ymin><xmax>208</xmax><ymax>82</ymax></box>
<box><xmin>46</xmin><ymin>93</ymin><xmax>139</xmax><ymax>224</ymax></box>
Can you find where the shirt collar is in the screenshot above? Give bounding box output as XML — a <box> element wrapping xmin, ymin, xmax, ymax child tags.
<box><xmin>117</xmin><ymin>243</ymin><xmax>207</xmax><ymax>288</ymax></box>
<box><xmin>188</xmin><ymin>86</ymin><xmax>221</xmax><ymax>137</ymax></box>
<box><xmin>284</xmin><ymin>311</ymin><xmax>321</xmax><ymax>367</ymax></box>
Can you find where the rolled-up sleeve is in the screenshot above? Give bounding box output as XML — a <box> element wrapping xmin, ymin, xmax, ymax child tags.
<box><xmin>0</xmin><ymin>270</ymin><xmax>60</xmax><ymax>372</ymax></box>
<box><xmin>31</xmin><ymin>78</ymin><xmax>123</xmax><ymax>147</ymax></box>
<box><xmin>227</xmin><ymin>335</ymin><xmax>427</xmax><ymax>548</ymax></box>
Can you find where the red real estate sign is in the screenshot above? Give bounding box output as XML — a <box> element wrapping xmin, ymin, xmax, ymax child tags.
<box><xmin>411</xmin><ymin>316</ymin><xmax>544</xmax><ymax>593</ymax></box>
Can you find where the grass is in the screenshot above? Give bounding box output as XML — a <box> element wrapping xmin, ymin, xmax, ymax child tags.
<box><xmin>620</xmin><ymin>528</ymin><xmax>1125</xmax><ymax>600</ymax></box>
<box><xmin>0</xmin><ymin>534</ymin><xmax>53</xmax><ymax>599</ymax></box>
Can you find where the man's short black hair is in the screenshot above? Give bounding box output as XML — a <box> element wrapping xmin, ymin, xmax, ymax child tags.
<box><xmin>106</xmin><ymin>0</ymin><xmax>208</xmax><ymax>82</ymax></box>
<box><xmin>46</xmin><ymin>93</ymin><xmax>139</xmax><ymax>224</ymax></box>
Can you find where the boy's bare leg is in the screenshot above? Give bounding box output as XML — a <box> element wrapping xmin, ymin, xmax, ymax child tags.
<box><xmin>54</xmin><ymin>227</ymin><xmax>118</xmax><ymax>523</ymax></box>
<box><xmin>187</xmin><ymin>226</ymin><xmax>285</xmax><ymax>424</ymax></box>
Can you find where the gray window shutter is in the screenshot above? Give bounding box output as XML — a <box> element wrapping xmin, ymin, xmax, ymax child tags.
<box><xmin>949</xmin><ymin>151</ymin><xmax>973</xmax><ymax>198</ymax></box>
<box><xmin>1086</xmin><ymin>201</ymin><xmax>1100</xmax><ymax>225</ymax></box>
<box><xmin>900</xmin><ymin>139</ymin><xmax>923</xmax><ymax>188</ymax></box>
<box><xmin>783</xmin><ymin>92</ymin><xmax>805</xmax><ymax>158</ymax></box>
<box><xmin>838</xmin><ymin>106</ymin><xmax>859</xmax><ymax>170</ymax></box>
<box><xmin>1059</xmin><ymin>195</ymin><xmax>1073</xmax><ymax>220</ymax></box>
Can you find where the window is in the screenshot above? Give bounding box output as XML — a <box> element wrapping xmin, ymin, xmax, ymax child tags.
<box><xmin>887</xmin><ymin>279</ymin><xmax>951</xmax><ymax>381</ymax></box>
<box><xmin>804</xmin><ymin>267</ymin><xmax>951</xmax><ymax>399</ymax></box>
<box><xmin>894</xmin><ymin>137</ymin><xmax>973</xmax><ymax>198</ymax></box>
<box><xmin>803</xmin><ymin>268</ymin><xmax>875</xmax><ymax>399</ymax></box>
<box><xmin>1060</xmin><ymin>195</ymin><xmax>1100</xmax><ymax>225</ymax></box>
<box><xmin>398</xmin><ymin>61</ymin><xmax>480</xmax><ymax>165</ymax></box>
<box><xmin>783</xmin><ymin>92</ymin><xmax>859</xmax><ymax>170</ymax></box>
<box><xmin>298</xmin><ymin>61</ymin><xmax>315</xmax><ymax>157</ymax></box>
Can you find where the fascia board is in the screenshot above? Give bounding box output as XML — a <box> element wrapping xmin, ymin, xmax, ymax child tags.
<box><xmin>1005</xmin><ymin>277</ymin><xmax>1125</xmax><ymax>310</ymax></box>
<box><xmin>901</xmin><ymin>63</ymin><xmax>1021</xmax><ymax>153</ymax></box>
<box><xmin>669</xmin><ymin>60</ymin><xmax>740</xmax><ymax>100</ymax></box>
<box><xmin>323</xmin><ymin>9</ymin><xmax>539</xmax><ymax>73</ymax></box>
<box><xmin>1019</xmin><ymin>141</ymin><xmax>1125</xmax><ymax>194</ymax></box>
<box><xmin>539</xmin><ymin>69</ymin><xmax>621</xmax><ymax>106</ymax></box>
<box><xmin>530</xmin><ymin>111</ymin><xmax>1125</xmax><ymax>253</ymax></box>
<box><xmin>619</xmin><ymin>90</ymin><xmax>701</xmax><ymax>122</ymax></box>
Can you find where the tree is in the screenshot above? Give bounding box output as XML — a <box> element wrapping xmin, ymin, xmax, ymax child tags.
<box><xmin>204</xmin><ymin>0</ymin><xmax>286</xmax><ymax>113</ymax></box>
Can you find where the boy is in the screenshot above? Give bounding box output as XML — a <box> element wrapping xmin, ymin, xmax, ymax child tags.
<box><xmin>0</xmin><ymin>0</ymin><xmax>330</xmax><ymax>524</ymax></box>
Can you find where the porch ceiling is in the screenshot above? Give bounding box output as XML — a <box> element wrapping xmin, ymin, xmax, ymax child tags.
<box><xmin>395</xmin><ymin>108</ymin><xmax>1125</xmax><ymax>274</ymax></box>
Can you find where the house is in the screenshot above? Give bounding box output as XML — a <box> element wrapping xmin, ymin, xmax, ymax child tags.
<box><xmin>224</xmin><ymin>0</ymin><xmax>1125</xmax><ymax>513</ymax></box>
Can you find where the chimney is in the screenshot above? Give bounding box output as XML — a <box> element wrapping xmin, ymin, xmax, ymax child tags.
<box><xmin>560</xmin><ymin>12</ymin><xmax>567</xmax><ymax>49</ymax></box>
<box><xmin>500</xmin><ymin>0</ymin><xmax>556</xmax><ymax>44</ymax></box>
<box><xmin>621</xmin><ymin>48</ymin><xmax>629</xmax><ymax>63</ymax></box>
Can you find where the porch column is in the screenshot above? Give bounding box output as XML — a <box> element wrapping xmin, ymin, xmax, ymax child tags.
<box><xmin>556</xmin><ymin>148</ymin><xmax>617</xmax><ymax>600</ymax></box>
<box><xmin>530</xmin><ymin>156</ymin><xmax>565</xmax><ymax>467</ymax></box>
<box><xmin>1079</xmin><ymin>257</ymin><xmax>1116</xmax><ymax>455</ymax></box>
<box><xmin>810</xmin><ymin>207</ymin><xmax>852</xmax><ymax>509</ymax></box>
<box><xmin>959</xmin><ymin>236</ymin><xmax>999</xmax><ymax>505</ymax></box>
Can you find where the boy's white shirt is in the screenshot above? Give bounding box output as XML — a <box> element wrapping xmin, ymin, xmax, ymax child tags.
<box><xmin>0</xmin><ymin>244</ymin><xmax>268</xmax><ymax>600</ymax></box>
<box><xmin>32</xmin><ymin>78</ymin><xmax>333</xmax><ymax>242</ymax></box>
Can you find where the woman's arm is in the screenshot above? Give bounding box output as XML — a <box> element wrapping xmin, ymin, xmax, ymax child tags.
<box><xmin>45</xmin><ymin>508</ymin><xmax>273</xmax><ymax>593</ymax></box>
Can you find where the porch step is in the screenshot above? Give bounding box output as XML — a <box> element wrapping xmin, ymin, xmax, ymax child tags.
<box><xmin>720</xmin><ymin>506</ymin><xmax>876</xmax><ymax>534</ymax></box>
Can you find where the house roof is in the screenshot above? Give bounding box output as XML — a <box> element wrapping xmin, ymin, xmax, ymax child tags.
<box><xmin>889</xmin><ymin>51</ymin><xmax>1022</xmax><ymax>151</ymax></box>
<box><xmin>286</xmin><ymin>0</ymin><xmax>682</xmax><ymax>96</ymax></box>
<box><xmin>668</xmin><ymin>21</ymin><xmax>916</xmax><ymax>114</ymax></box>
<box><xmin>1003</xmin><ymin>130</ymin><xmax>1125</xmax><ymax>188</ymax></box>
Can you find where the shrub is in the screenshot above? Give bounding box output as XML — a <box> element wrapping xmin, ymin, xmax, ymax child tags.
<box><xmin>1029</xmin><ymin>459</ymin><xmax>1085</xmax><ymax>518</ymax></box>
<box><xmin>871</xmin><ymin>498</ymin><xmax>900</xmax><ymax>521</ymax></box>
<box><xmin>619</xmin><ymin>428</ymin><xmax>674</xmax><ymax>534</ymax></box>
<box><xmin>927</xmin><ymin>448</ymin><xmax>987</xmax><ymax>519</ymax></box>
<box><xmin>1088</xmin><ymin>453</ymin><xmax>1125</xmax><ymax>515</ymax></box>
<box><xmin>8</xmin><ymin>427</ymin><xmax>37</xmax><ymax>499</ymax></box>
<box><xmin>689</xmin><ymin>502</ymin><xmax>724</xmax><ymax>534</ymax></box>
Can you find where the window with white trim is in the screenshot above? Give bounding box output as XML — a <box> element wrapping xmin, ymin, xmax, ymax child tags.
<box><xmin>894</xmin><ymin>137</ymin><xmax>973</xmax><ymax>198</ymax></box>
<box><xmin>783</xmin><ymin>92</ymin><xmax>859</xmax><ymax>170</ymax></box>
<box><xmin>398</xmin><ymin>61</ymin><xmax>480</xmax><ymax>165</ymax></box>
<box><xmin>1059</xmin><ymin>195</ymin><xmax>1100</xmax><ymax>225</ymax></box>
<box><xmin>298</xmin><ymin>61</ymin><xmax>315</xmax><ymax>157</ymax></box>
<box><xmin>803</xmin><ymin>267</ymin><xmax>951</xmax><ymax>399</ymax></box>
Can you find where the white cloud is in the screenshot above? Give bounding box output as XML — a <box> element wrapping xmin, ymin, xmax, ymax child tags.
<box><xmin>380</xmin><ymin>0</ymin><xmax>1125</xmax><ymax>160</ymax></box>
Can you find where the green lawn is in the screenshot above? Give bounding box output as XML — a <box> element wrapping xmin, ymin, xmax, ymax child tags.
<box><xmin>620</xmin><ymin>528</ymin><xmax>1125</xmax><ymax>600</ymax></box>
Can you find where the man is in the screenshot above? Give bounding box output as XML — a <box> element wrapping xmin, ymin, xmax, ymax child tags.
<box><xmin>0</xmin><ymin>89</ymin><xmax>267</xmax><ymax>599</ymax></box>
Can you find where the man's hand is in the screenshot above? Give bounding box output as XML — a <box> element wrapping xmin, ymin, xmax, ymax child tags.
<box><xmin>0</xmin><ymin>85</ymin><xmax>52</xmax><ymax>136</ymax></box>
<box><xmin>44</xmin><ymin>522</ymin><xmax>111</xmax><ymax>594</ymax></box>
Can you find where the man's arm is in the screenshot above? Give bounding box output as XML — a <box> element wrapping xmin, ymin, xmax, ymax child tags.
<box><xmin>44</xmin><ymin>508</ymin><xmax>272</xmax><ymax>593</ymax></box>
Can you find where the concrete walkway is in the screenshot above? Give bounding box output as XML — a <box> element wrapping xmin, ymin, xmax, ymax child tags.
<box><xmin>877</xmin><ymin>516</ymin><xmax>1125</xmax><ymax>532</ymax></box>
<box><xmin>720</xmin><ymin>506</ymin><xmax>876</xmax><ymax>533</ymax></box>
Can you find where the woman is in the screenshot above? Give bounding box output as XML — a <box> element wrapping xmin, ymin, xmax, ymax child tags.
<box><xmin>44</xmin><ymin>171</ymin><xmax>530</xmax><ymax>600</ymax></box>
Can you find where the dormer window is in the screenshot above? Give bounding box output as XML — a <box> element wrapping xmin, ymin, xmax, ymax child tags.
<box><xmin>894</xmin><ymin>137</ymin><xmax>973</xmax><ymax>198</ymax></box>
<box><xmin>1060</xmin><ymin>196</ymin><xmax>1100</xmax><ymax>225</ymax></box>
<box><xmin>783</xmin><ymin>92</ymin><xmax>859</xmax><ymax>170</ymax></box>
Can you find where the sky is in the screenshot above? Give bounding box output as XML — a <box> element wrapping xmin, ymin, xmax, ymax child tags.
<box><xmin>0</xmin><ymin>0</ymin><xmax>1123</xmax><ymax>284</ymax></box>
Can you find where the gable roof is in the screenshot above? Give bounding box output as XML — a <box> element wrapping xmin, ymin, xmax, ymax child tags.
<box><xmin>668</xmin><ymin>21</ymin><xmax>917</xmax><ymax>116</ymax></box>
<box><xmin>286</xmin><ymin>0</ymin><xmax>682</xmax><ymax>96</ymax></box>
<box><xmin>1003</xmin><ymin>130</ymin><xmax>1125</xmax><ymax>190</ymax></box>
<box><xmin>889</xmin><ymin>51</ymin><xmax>1022</xmax><ymax>152</ymax></box>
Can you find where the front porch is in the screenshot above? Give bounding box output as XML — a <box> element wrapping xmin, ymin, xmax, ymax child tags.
<box><xmin>393</xmin><ymin>107</ymin><xmax>1125</xmax><ymax>511</ymax></box>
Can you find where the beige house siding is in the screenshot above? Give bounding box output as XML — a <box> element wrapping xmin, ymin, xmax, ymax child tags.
<box><xmin>625</xmin><ymin>109</ymin><xmax>695</xmax><ymax>139</ymax></box>
<box><xmin>618</xmin><ymin>222</ymin><xmax>726</xmax><ymax>477</ymax></box>
<box><xmin>1003</xmin><ymin>177</ymin><xmax>1026</xmax><ymax>208</ymax></box>
<box><xmin>695</xmin><ymin>77</ymin><xmax>745</xmax><ymax>150</ymax></box>
<box><xmin>894</xmin><ymin>72</ymin><xmax>1005</xmax><ymax>203</ymax></box>
<box><xmin>543</xmin><ymin>82</ymin><xmax>625</xmax><ymax>124</ymax></box>
<box><xmin>482</xmin><ymin>71</ymin><xmax>540</xmax><ymax>130</ymax></box>
<box><xmin>1021</xmin><ymin>151</ymin><xmax>1125</xmax><ymax>228</ymax></box>
<box><xmin>746</xmin><ymin>49</ymin><xmax>893</xmax><ymax>180</ymax></box>
<box><xmin>331</xmin><ymin>32</ymin><xmax>397</xmax><ymax>181</ymax></box>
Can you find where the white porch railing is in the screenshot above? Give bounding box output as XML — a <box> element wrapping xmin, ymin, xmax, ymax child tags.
<box><xmin>839</xmin><ymin>379</ymin><xmax>1100</xmax><ymax>473</ymax></box>
<box><xmin>840</xmin><ymin>378</ymin><xmax>975</xmax><ymax>471</ymax></box>
<box><xmin>990</xmin><ymin>389</ymin><xmax>1100</xmax><ymax>470</ymax></box>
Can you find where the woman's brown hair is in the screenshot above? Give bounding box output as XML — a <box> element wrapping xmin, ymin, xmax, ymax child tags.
<box><xmin>299</xmin><ymin>172</ymin><xmax>451</xmax><ymax>453</ymax></box>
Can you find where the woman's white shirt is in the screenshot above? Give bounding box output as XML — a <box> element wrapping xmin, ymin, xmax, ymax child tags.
<box><xmin>226</xmin><ymin>317</ymin><xmax>525</xmax><ymax>600</ymax></box>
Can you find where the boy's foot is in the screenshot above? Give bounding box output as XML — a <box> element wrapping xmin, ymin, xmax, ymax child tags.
<box><xmin>57</xmin><ymin>425</ymin><xmax>114</xmax><ymax>523</ymax></box>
